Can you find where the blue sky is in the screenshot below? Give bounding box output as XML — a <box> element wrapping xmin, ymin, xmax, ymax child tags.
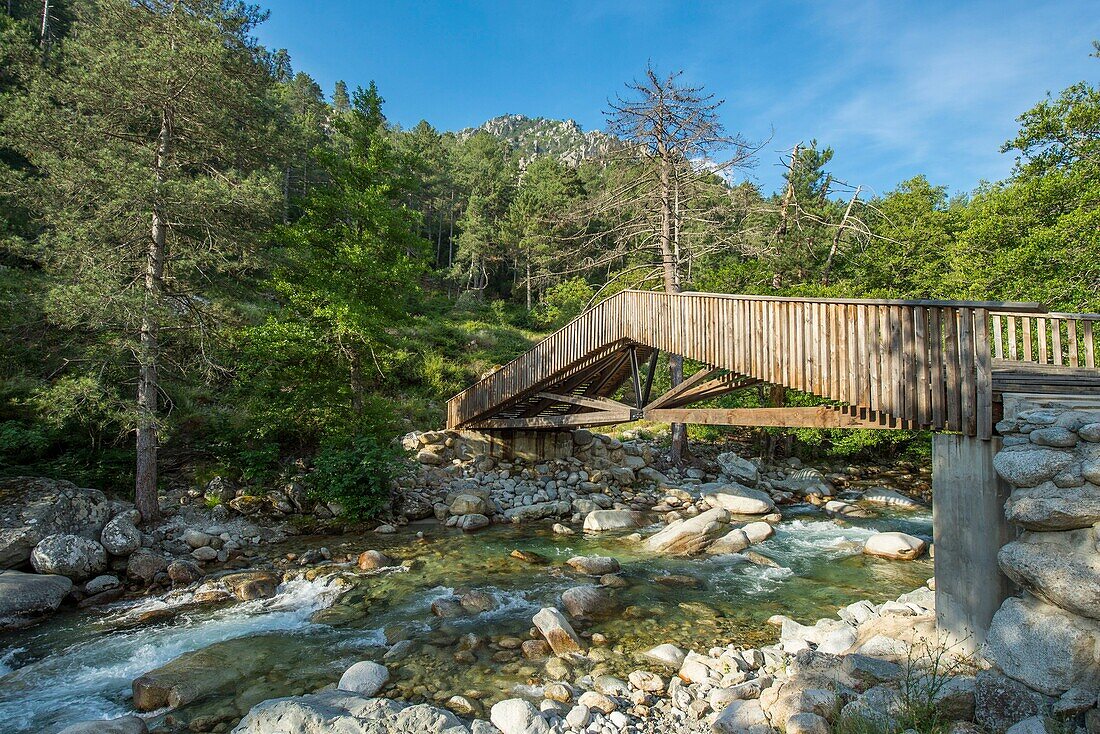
<box><xmin>255</xmin><ymin>1</ymin><xmax>1099</xmax><ymax>196</ymax></box>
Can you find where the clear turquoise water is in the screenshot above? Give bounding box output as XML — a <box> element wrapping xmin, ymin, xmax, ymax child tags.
<box><xmin>0</xmin><ymin>504</ymin><xmax>933</xmax><ymax>733</ymax></box>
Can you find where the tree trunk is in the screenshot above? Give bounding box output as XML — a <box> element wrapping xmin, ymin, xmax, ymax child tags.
<box><xmin>823</xmin><ymin>186</ymin><xmax>860</xmax><ymax>287</ymax></box>
<box><xmin>136</xmin><ymin>109</ymin><xmax>171</xmax><ymax>524</ymax></box>
<box><xmin>525</xmin><ymin>259</ymin><xmax>532</xmax><ymax>311</ymax></box>
<box><xmin>349</xmin><ymin>349</ymin><xmax>365</xmax><ymax>414</ymax></box>
<box><xmin>657</xmin><ymin>153</ymin><xmax>688</xmax><ymax>464</ymax></box>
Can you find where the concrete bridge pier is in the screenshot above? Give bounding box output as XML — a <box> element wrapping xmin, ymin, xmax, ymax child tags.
<box><xmin>932</xmin><ymin>434</ymin><xmax>1015</xmax><ymax>653</ymax></box>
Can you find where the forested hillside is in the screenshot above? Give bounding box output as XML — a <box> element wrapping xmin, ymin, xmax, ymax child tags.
<box><xmin>1</xmin><ymin>2</ymin><xmax>1097</xmax><ymax>515</ymax></box>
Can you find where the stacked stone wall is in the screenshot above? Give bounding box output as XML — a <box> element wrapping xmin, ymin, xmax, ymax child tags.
<box><xmin>986</xmin><ymin>407</ymin><xmax>1100</xmax><ymax>718</ymax></box>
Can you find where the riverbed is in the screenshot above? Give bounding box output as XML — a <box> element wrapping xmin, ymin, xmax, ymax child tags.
<box><xmin>0</xmin><ymin>505</ymin><xmax>933</xmax><ymax>733</ymax></box>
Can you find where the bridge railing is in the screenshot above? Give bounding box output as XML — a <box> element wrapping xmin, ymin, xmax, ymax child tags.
<box><xmin>447</xmin><ymin>291</ymin><xmax>1053</xmax><ymax>438</ymax></box>
<box><xmin>990</xmin><ymin>311</ymin><xmax>1100</xmax><ymax>368</ymax></box>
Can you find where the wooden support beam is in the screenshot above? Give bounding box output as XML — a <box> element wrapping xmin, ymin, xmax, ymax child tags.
<box><xmin>535</xmin><ymin>392</ymin><xmax>631</xmax><ymax>412</ymax></box>
<box><xmin>645</xmin><ymin>366</ymin><xmax>721</xmax><ymax>410</ymax></box>
<box><xmin>643</xmin><ymin>406</ymin><xmax>898</xmax><ymax>429</ymax></box>
<box><xmin>657</xmin><ymin>375</ymin><xmax>762</xmax><ymax>409</ymax></box>
<box><xmin>472</xmin><ymin>410</ymin><xmax>631</xmax><ymax>430</ymax></box>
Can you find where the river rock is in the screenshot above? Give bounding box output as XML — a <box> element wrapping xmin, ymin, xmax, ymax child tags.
<box><xmin>566</xmin><ymin>555</ymin><xmax>620</xmax><ymax>575</ymax></box>
<box><xmin>705</xmin><ymin>485</ymin><xmax>775</xmax><ymax>515</ymax></box>
<box><xmin>997</xmin><ymin>529</ymin><xmax>1099</xmax><ymax>619</ymax></box>
<box><xmin>862</xmin><ymin>532</ymin><xmax>927</xmax><ymax>560</ymax></box>
<box><xmin>0</xmin><ymin>569</ymin><xmax>72</xmax><ymax>630</ymax></box>
<box><xmin>450</xmin><ymin>494</ymin><xmax>491</xmax><ymax>516</ymax></box>
<box><xmin>490</xmin><ymin>698</ymin><xmax>547</xmax><ymax>734</ymax></box>
<box><xmin>640</xmin><ymin>643</ymin><xmax>686</xmax><ymax>669</ymax></box>
<box><xmin>628</xmin><ymin>670</ymin><xmax>665</xmax><ymax>692</ymax></box>
<box><xmin>456</xmin><ymin>513</ymin><xmax>490</xmax><ymax>531</ymax></box>
<box><xmin>126</xmin><ymin>549</ymin><xmax>168</xmax><ymax>582</ymax></box>
<box><xmin>133</xmin><ymin>635</ymin><xmax>274</xmax><ymax>710</ymax></box>
<box><xmin>357</xmin><ymin>550</ymin><xmax>395</xmax><ymax>570</ymax></box>
<box><xmin>716</xmin><ymin>453</ymin><xmax>760</xmax><ymax>484</ymax></box>
<box><xmin>191</xmin><ymin>545</ymin><xmax>218</xmax><ymax>562</ymax></box>
<box><xmin>30</xmin><ymin>533</ymin><xmax>106</xmax><ymax>580</ymax></box>
<box><xmin>510</xmin><ymin>549</ymin><xmax>548</xmax><ymax>564</ymax></box>
<box><xmin>565</xmin><ymin>704</ymin><xmax>591</xmax><ymax>728</ymax></box>
<box><xmin>561</xmin><ymin>584</ymin><xmax>617</xmax><ymax>620</ymax></box>
<box><xmin>975</xmin><ymin>669</ymin><xmax>1050</xmax><ymax>734</ymax></box>
<box><xmin>785</xmin><ymin>712</ymin><xmax>831</xmax><ymax>734</ymax></box>
<box><xmin>167</xmin><ymin>560</ymin><xmax>203</xmax><ymax>585</ymax></box>
<box><xmin>993</xmin><ymin>447</ymin><xmax>1077</xmax><ymax>488</ymax></box>
<box><xmin>57</xmin><ymin>716</ymin><xmax>148</xmax><ymax>734</ymax></box>
<box><xmin>224</xmin><ymin>570</ymin><xmax>280</xmax><ymax>601</ymax></box>
<box><xmin>707</xmin><ymin>528</ymin><xmax>752</xmax><ymax>554</ymax></box>
<box><xmin>644</xmin><ymin>507</ymin><xmax>730</xmax><ymax>555</ymax></box>
<box><xmin>101</xmin><ymin>513</ymin><xmax>142</xmax><ymax>556</ymax></box>
<box><xmin>532</xmin><ymin>607</ymin><xmax>584</xmax><ymax>655</ymax></box>
<box><xmin>982</xmin><ymin>594</ymin><xmax>1100</xmax><ymax>695</ymax></box>
<box><xmin>504</xmin><ymin>500</ymin><xmax>570</xmax><ymax>523</ymax></box>
<box><xmin>1004</xmin><ymin>481</ymin><xmax>1100</xmax><ymax>530</ymax></box>
<box><xmin>231</xmin><ymin>690</ymin><xmax>469</xmax><ymax>734</ymax></box>
<box><xmin>338</xmin><ymin>661</ymin><xmax>390</xmax><ymax>696</ymax></box>
<box><xmin>862</xmin><ymin>488</ymin><xmax>924</xmax><ymax>510</ymax></box>
<box><xmin>825</xmin><ymin>500</ymin><xmax>873</xmax><ymax>518</ymax></box>
<box><xmin>582</xmin><ymin>509</ymin><xmax>644</xmax><ymax>531</ymax></box>
<box><xmin>0</xmin><ymin>476</ymin><xmax>111</xmax><ymax>569</ymax></box>
<box><xmin>459</xmin><ymin>590</ymin><xmax>497</xmax><ymax>613</ymax></box>
<box><xmin>712</xmin><ymin>699</ymin><xmax>768</xmax><ymax>732</ymax></box>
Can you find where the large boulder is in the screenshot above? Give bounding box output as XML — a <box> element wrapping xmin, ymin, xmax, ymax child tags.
<box><xmin>716</xmin><ymin>453</ymin><xmax>760</xmax><ymax>485</ymax></box>
<box><xmin>993</xmin><ymin>448</ymin><xmax>1077</xmax><ymax>488</ymax></box>
<box><xmin>1004</xmin><ymin>481</ymin><xmax>1100</xmax><ymax>531</ymax></box>
<box><xmin>532</xmin><ymin>607</ymin><xmax>584</xmax><ymax>655</ymax></box>
<box><xmin>582</xmin><ymin>509</ymin><xmax>644</xmax><ymax>532</ymax></box>
<box><xmin>975</xmin><ymin>669</ymin><xmax>1051</xmax><ymax>734</ymax></box>
<box><xmin>561</xmin><ymin>585</ymin><xmax>618</xmax><ymax>620</ymax></box>
<box><xmin>704</xmin><ymin>486</ymin><xmax>775</xmax><ymax>515</ymax></box>
<box><xmin>449</xmin><ymin>494</ymin><xmax>491</xmax><ymax>516</ymax></box>
<box><xmin>862</xmin><ymin>487</ymin><xmax>925</xmax><ymax>509</ymax></box>
<box><xmin>997</xmin><ymin>529</ymin><xmax>1099</xmax><ymax>620</ymax></box>
<box><xmin>338</xmin><ymin>661</ymin><xmax>390</xmax><ymax>697</ymax></box>
<box><xmin>565</xmin><ymin>555</ymin><xmax>620</xmax><ymax>575</ymax></box>
<box><xmin>133</xmin><ymin>635</ymin><xmax>280</xmax><ymax>710</ymax></box>
<box><xmin>0</xmin><ymin>477</ymin><xmax>111</xmax><ymax>569</ymax></box>
<box><xmin>644</xmin><ymin>507</ymin><xmax>730</xmax><ymax>556</ymax></box>
<box><xmin>712</xmin><ymin>699</ymin><xmax>768</xmax><ymax>732</ymax></box>
<box><xmin>30</xmin><ymin>534</ymin><xmax>107</xmax><ymax>580</ymax></box>
<box><xmin>490</xmin><ymin>698</ymin><xmax>547</xmax><ymax>734</ymax></box>
<box><xmin>982</xmin><ymin>595</ymin><xmax>1100</xmax><ymax>696</ymax></box>
<box><xmin>862</xmin><ymin>532</ymin><xmax>927</xmax><ymax>560</ymax></box>
<box><xmin>231</xmin><ymin>690</ymin><xmax>469</xmax><ymax>734</ymax></box>
<box><xmin>101</xmin><ymin>513</ymin><xmax>142</xmax><ymax>556</ymax></box>
<box><xmin>0</xmin><ymin>569</ymin><xmax>72</xmax><ymax>630</ymax></box>
<box><xmin>503</xmin><ymin>500</ymin><xmax>570</xmax><ymax>523</ymax></box>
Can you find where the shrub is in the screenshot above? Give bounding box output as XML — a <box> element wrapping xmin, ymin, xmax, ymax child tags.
<box><xmin>531</xmin><ymin>277</ymin><xmax>594</xmax><ymax>329</ymax></box>
<box><xmin>307</xmin><ymin>433</ymin><xmax>405</xmax><ymax>519</ymax></box>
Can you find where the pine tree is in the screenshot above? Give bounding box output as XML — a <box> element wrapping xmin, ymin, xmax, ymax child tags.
<box><xmin>1</xmin><ymin>0</ymin><xmax>282</xmax><ymax>521</ymax></box>
<box><xmin>332</xmin><ymin>80</ymin><xmax>351</xmax><ymax>113</ymax></box>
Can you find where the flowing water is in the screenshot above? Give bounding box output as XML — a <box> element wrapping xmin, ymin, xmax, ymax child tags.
<box><xmin>0</xmin><ymin>504</ymin><xmax>933</xmax><ymax>733</ymax></box>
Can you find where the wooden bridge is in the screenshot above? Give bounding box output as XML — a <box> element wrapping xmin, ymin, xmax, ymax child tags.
<box><xmin>447</xmin><ymin>290</ymin><xmax>1100</xmax><ymax>438</ymax></box>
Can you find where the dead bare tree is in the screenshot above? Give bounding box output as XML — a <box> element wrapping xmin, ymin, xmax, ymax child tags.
<box><xmin>561</xmin><ymin>65</ymin><xmax>758</xmax><ymax>464</ymax></box>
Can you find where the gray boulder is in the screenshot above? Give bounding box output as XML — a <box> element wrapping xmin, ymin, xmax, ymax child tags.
<box><xmin>975</xmin><ymin>669</ymin><xmax>1051</xmax><ymax>734</ymax></box>
<box><xmin>101</xmin><ymin>513</ymin><xmax>142</xmax><ymax>556</ymax></box>
<box><xmin>1004</xmin><ymin>481</ymin><xmax>1100</xmax><ymax>530</ymax></box>
<box><xmin>997</xmin><ymin>530</ymin><xmax>1099</xmax><ymax>620</ymax></box>
<box><xmin>0</xmin><ymin>569</ymin><xmax>72</xmax><ymax>630</ymax></box>
<box><xmin>993</xmin><ymin>448</ymin><xmax>1076</xmax><ymax>488</ymax></box>
<box><xmin>644</xmin><ymin>507</ymin><xmax>730</xmax><ymax>556</ymax></box>
<box><xmin>338</xmin><ymin>661</ymin><xmax>390</xmax><ymax>697</ymax></box>
<box><xmin>716</xmin><ymin>452</ymin><xmax>760</xmax><ymax>485</ymax></box>
<box><xmin>704</xmin><ymin>486</ymin><xmax>775</xmax><ymax>515</ymax></box>
<box><xmin>862</xmin><ymin>487</ymin><xmax>925</xmax><ymax>509</ymax></box>
<box><xmin>582</xmin><ymin>509</ymin><xmax>644</xmax><ymax>532</ymax></box>
<box><xmin>30</xmin><ymin>533</ymin><xmax>107</xmax><ymax>580</ymax></box>
<box><xmin>231</xmin><ymin>691</ymin><xmax>469</xmax><ymax>733</ymax></box>
<box><xmin>982</xmin><ymin>595</ymin><xmax>1100</xmax><ymax>696</ymax></box>
<box><xmin>561</xmin><ymin>585</ymin><xmax>618</xmax><ymax>620</ymax></box>
<box><xmin>0</xmin><ymin>476</ymin><xmax>111</xmax><ymax>568</ymax></box>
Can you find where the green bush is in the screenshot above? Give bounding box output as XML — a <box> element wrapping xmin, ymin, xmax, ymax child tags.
<box><xmin>531</xmin><ymin>277</ymin><xmax>594</xmax><ymax>329</ymax></box>
<box><xmin>307</xmin><ymin>433</ymin><xmax>405</xmax><ymax>519</ymax></box>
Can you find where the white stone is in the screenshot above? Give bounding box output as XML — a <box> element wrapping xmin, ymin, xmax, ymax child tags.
<box><xmin>863</xmin><ymin>532</ymin><xmax>927</xmax><ymax>560</ymax></box>
<box><xmin>716</xmin><ymin>453</ymin><xmax>760</xmax><ymax>484</ymax></box>
<box><xmin>705</xmin><ymin>486</ymin><xmax>775</xmax><ymax>515</ymax></box>
<box><xmin>565</xmin><ymin>704</ymin><xmax>591</xmax><ymax>728</ymax></box>
<box><xmin>30</xmin><ymin>534</ymin><xmax>106</xmax><ymax>580</ymax></box>
<box><xmin>533</xmin><ymin>607</ymin><xmax>584</xmax><ymax>655</ymax></box>
<box><xmin>640</xmin><ymin>643</ymin><xmax>686</xmax><ymax>670</ymax></box>
<box><xmin>628</xmin><ymin>670</ymin><xmax>664</xmax><ymax>692</ymax></box>
<box><xmin>582</xmin><ymin>510</ymin><xmax>644</xmax><ymax>532</ymax></box>
<box><xmin>712</xmin><ymin>699</ymin><xmax>767</xmax><ymax>732</ymax></box>
<box><xmin>337</xmin><ymin>661</ymin><xmax>389</xmax><ymax>697</ymax></box>
<box><xmin>862</xmin><ymin>487</ymin><xmax>925</xmax><ymax>509</ymax></box>
<box><xmin>644</xmin><ymin>507</ymin><xmax>730</xmax><ymax>556</ymax></box>
<box><xmin>101</xmin><ymin>514</ymin><xmax>142</xmax><ymax>556</ymax></box>
<box><xmin>491</xmin><ymin>698</ymin><xmax>547</xmax><ymax>734</ymax></box>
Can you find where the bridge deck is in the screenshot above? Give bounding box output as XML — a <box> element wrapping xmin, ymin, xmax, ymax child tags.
<box><xmin>446</xmin><ymin>291</ymin><xmax>1100</xmax><ymax>439</ymax></box>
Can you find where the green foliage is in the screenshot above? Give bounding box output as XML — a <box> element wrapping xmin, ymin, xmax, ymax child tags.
<box><xmin>308</xmin><ymin>433</ymin><xmax>406</xmax><ymax>519</ymax></box>
<box><xmin>531</xmin><ymin>278</ymin><xmax>594</xmax><ymax>329</ymax></box>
